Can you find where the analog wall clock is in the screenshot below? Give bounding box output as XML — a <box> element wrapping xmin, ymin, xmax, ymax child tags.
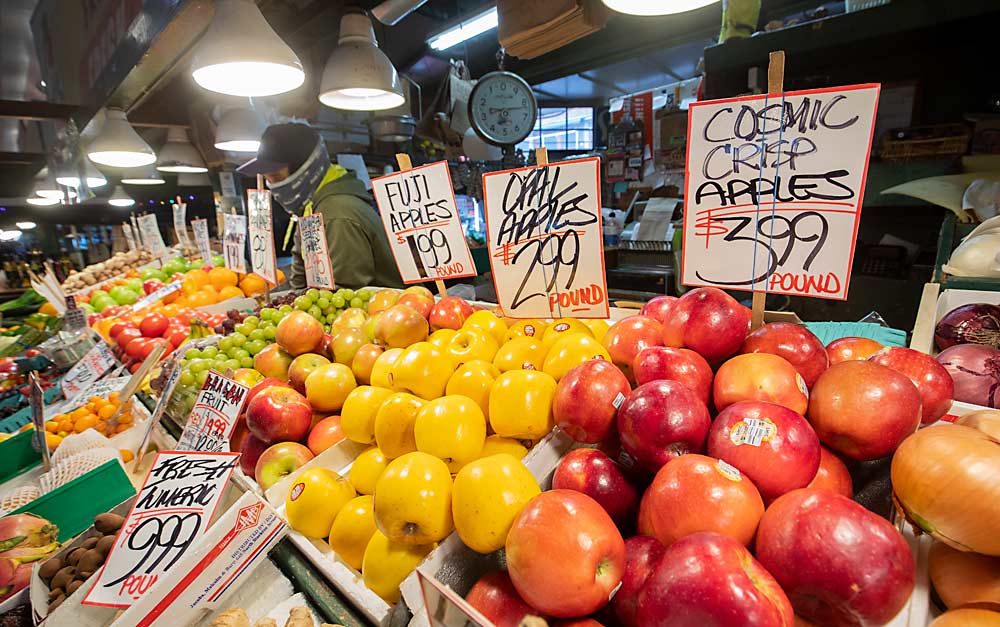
<box><xmin>468</xmin><ymin>70</ymin><xmax>538</xmax><ymax>146</ymax></box>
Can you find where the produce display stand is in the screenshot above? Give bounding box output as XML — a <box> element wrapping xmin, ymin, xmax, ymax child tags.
<box><xmin>910</xmin><ymin>282</ymin><xmax>1000</xmax><ymax>354</ymax></box>
<box><xmin>932</xmin><ymin>213</ymin><xmax>1000</xmax><ymax>292</ymax></box>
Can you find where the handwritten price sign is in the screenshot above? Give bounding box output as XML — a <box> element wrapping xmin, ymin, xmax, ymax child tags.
<box><xmin>172</xmin><ymin>203</ymin><xmax>190</xmax><ymax>248</ymax></box>
<box><xmin>61</xmin><ymin>339</ymin><xmax>118</xmax><ymax>398</ymax></box>
<box><xmin>83</xmin><ymin>451</ymin><xmax>238</xmax><ymax>608</ymax></box>
<box><xmin>131</xmin><ymin>215</ymin><xmax>143</xmax><ymax>248</ymax></box>
<box><xmin>137</xmin><ymin>214</ymin><xmax>168</xmax><ymax>261</ymax></box>
<box><xmin>192</xmin><ymin>218</ymin><xmax>212</xmax><ymax>264</ymax></box>
<box><xmin>122</xmin><ymin>223</ymin><xmax>137</xmax><ymax>251</ymax></box>
<box><xmin>483</xmin><ymin>157</ymin><xmax>609</xmax><ymax>319</ymax></box>
<box><xmin>177</xmin><ymin>371</ymin><xmax>249</xmax><ymax>452</ymax></box>
<box><xmin>223</xmin><ymin>213</ymin><xmax>247</xmax><ymax>273</ymax></box>
<box><xmin>681</xmin><ymin>84</ymin><xmax>880</xmax><ymax>300</ymax></box>
<box><xmin>300</xmin><ymin>213</ymin><xmax>335</xmax><ymax>289</ymax></box>
<box><xmin>373</xmin><ymin>161</ymin><xmax>476</xmax><ymax>284</ymax></box>
<box><xmin>247</xmin><ymin>189</ymin><xmax>277</xmax><ymax>285</ymax></box>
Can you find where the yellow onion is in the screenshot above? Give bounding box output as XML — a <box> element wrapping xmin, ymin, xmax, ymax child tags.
<box><xmin>930</xmin><ymin>609</ymin><xmax>1000</xmax><ymax>627</ymax></box>
<box><xmin>929</xmin><ymin>542</ymin><xmax>1000</xmax><ymax>610</ymax></box>
<box><xmin>957</xmin><ymin>410</ymin><xmax>1000</xmax><ymax>441</ymax></box>
<box><xmin>891</xmin><ymin>425</ymin><xmax>1000</xmax><ymax>556</ymax></box>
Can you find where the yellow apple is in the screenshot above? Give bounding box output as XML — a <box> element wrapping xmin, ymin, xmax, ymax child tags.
<box><xmin>341</xmin><ymin>386</ymin><xmax>394</xmax><ymax>444</ymax></box>
<box><xmin>361</xmin><ymin>530</ymin><xmax>434</xmax><ymax>603</ymax></box>
<box><xmin>504</xmin><ymin>319</ymin><xmax>549</xmax><ymax>343</ymax></box>
<box><xmin>373</xmin><ymin>451</ymin><xmax>454</xmax><ymax>545</ymax></box>
<box><xmin>463</xmin><ymin>310</ymin><xmax>508</xmax><ymax>344</ymax></box>
<box><xmin>428</xmin><ymin>328</ymin><xmax>457</xmax><ymax>348</ymax></box>
<box><xmin>390</xmin><ymin>342</ymin><xmax>455</xmax><ymax>400</ymax></box>
<box><xmin>480</xmin><ymin>435</ymin><xmax>529</xmax><ymax>459</ymax></box>
<box><xmin>452</xmin><ymin>454</ymin><xmax>541</xmax><ymax>553</ymax></box>
<box><xmin>370</xmin><ymin>347</ymin><xmax>403</xmax><ymax>389</ymax></box>
<box><xmin>540</xmin><ymin>318</ymin><xmax>593</xmax><ymax>352</ymax></box>
<box><xmin>581</xmin><ymin>318</ymin><xmax>611</xmax><ymax>343</ymax></box>
<box><xmin>328</xmin><ymin>495</ymin><xmax>377</xmax><ymax>570</ymax></box>
<box><xmin>415</xmin><ymin>395</ymin><xmax>487</xmax><ymax>472</ymax></box>
<box><xmin>285</xmin><ymin>467</ymin><xmax>357</xmax><ymax>539</ymax></box>
<box><xmin>349</xmin><ymin>446</ymin><xmax>389</xmax><ymax>494</ymax></box>
<box><xmin>373</xmin><ymin>393</ymin><xmax>424</xmax><ymax>458</ymax></box>
<box><xmin>445</xmin><ymin>327</ymin><xmax>500</xmax><ymax>367</ymax></box>
<box><xmin>493</xmin><ymin>337</ymin><xmax>546</xmax><ymax>373</ymax></box>
<box><xmin>541</xmin><ymin>333</ymin><xmax>612</xmax><ymax>381</ymax></box>
<box><xmin>445</xmin><ymin>360</ymin><xmax>498</xmax><ymax>416</ymax></box>
<box><xmin>488</xmin><ymin>370</ymin><xmax>557</xmax><ymax>439</ymax></box>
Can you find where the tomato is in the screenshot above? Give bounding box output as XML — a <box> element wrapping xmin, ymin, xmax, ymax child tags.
<box><xmin>108</xmin><ymin>322</ymin><xmax>131</xmax><ymax>340</ymax></box>
<box><xmin>24</xmin><ymin>348</ymin><xmax>42</xmax><ymax>358</ymax></box>
<box><xmin>139</xmin><ymin>338</ymin><xmax>167</xmax><ymax>360</ymax></box>
<box><xmin>116</xmin><ymin>327</ymin><xmax>143</xmax><ymax>349</ymax></box>
<box><xmin>139</xmin><ymin>312</ymin><xmax>169</xmax><ymax>338</ymax></box>
<box><xmin>174</xmin><ymin>308</ymin><xmax>197</xmax><ymax>325</ymax></box>
<box><xmin>167</xmin><ymin>329</ymin><xmax>188</xmax><ymax>348</ymax></box>
<box><xmin>126</xmin><ymin>337</ymin><xmax>151</xmax><ymax>360</ymax></box>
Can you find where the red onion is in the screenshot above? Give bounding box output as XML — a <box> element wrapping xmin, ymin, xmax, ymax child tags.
<box><xmin>937</xmin><ymin>344</ymin><xmax>1000</xmax><ymax>408</ymax></box>
<box><xmin>935</xmin><ymin>304</ymin><xmax>1000</xmax><ymax>351</ymax></box>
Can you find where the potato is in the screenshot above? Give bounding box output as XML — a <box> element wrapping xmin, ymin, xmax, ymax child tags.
<box><xmin>94</xmin><ymin>513</ymin><xmax>125</xmax><ymax>534</ymax></box>
<box><xmin>39</xmin><ymin>557</ymin><xmax>62</xmax><ymax>582</ymax></box>
<box><xmin>96</xmin><ymin>535</ymin><xmax>116</xmax><ymax>556</ymax></box>
<box><xmin>51</xmin><ymin>566</ymin><xmax>75</xmax><ymax>591</ymax></box>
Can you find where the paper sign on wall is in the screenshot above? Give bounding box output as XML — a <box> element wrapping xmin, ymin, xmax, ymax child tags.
<box><xmin>122</xmin><ymin>223</ymin><xmax>137</xmax><ymax>251</ymax></box>
<box><xmin>192</xmin><ymin>219</ymin><xmax>212</xmax><ymax>264</ymax></box>
<box><xmin>300</xmin><ymin>213</ymin><xmax>335</xmax><ymax>289</ymax></box>
<box><xmin>177</xmin><ymin>371</ymin><xmax>249</xmax><ymax>452</ymax></box>
<box><xmin>137</xmin><ymin>214</ymin><xmax>168</xmax><ymax>260</ymax></box>
<box><xmin>172</xmin><ymin>203</ymin><xmax>190</xmax><ymax>248</ymax></box>
<box><xmin>681</xmin><ymin>84</ymin><xmax>881</xmax><ymax>300</ymax></box>
<box><xmin>372</xmin><ymin>161</ymin><xmax>477</xmax><ymax>284</ymax></box>
<box><xmin>83</xmin><ymin>451</ymin><xmax>239</xmax><ymax>608</ymax></box>
<box><xmin>223</xmin><ymin>213</ymin><xmax>247</xmax><ymax>273</ymax></box>
<box><xmin>482</xmin><ymin>157</ymin><xmax>609</xmax><ymax>319</ymax></box>
<box><xmin>61</xmin><ymin>339</ymin><xmax>118</xmax><ymax>398</ymax></box>
<box><xmin>247</xmin><ymin>189</ymin><xmax>277</xmax><ymax>285</ymax></box>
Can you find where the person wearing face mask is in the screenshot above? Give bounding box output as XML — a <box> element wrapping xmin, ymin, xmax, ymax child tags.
<box><xmin>237</xmin><ymin>123</ymin><xmax>403</xmax><ymax>290</ymax></box>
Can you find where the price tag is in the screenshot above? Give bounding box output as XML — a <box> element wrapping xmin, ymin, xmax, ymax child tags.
<box><xmin>216</xmin><ymin>208</ymin><xmax>226</xmax><ymax>238</ymax></box>
<box><xmin>177</xmin><ymin>371</ymin><xmax>249</xmax><ymax>452</ymax></box>
<box><xmin>300</xmin><ymin>213</ymin><xmax>335</xmax><ymax>289</ymax></box>
<box><xmin>61</xmin><ymin>339</ymin><xmax>118</xmax><ymax>398</ymax></box>
<box><xmin>28</xmin><ymin>372</ymin><xmax>50</xmax><ymax>471</ymax></box>
<box><xmin>192</xmin><ymin>219</ymin><xmax>212</xmax><ymax>264</ymax></box>
<box><xmin>247</xmin><ymin>189</ymin><xmax>277</xmax><ymax>285</ymax></box>
<box><xmin>123</xmin><ymin>223</ymin><xmax>137</xmax><ymax>252</ymax></box>
<box><xmin>417</xmin><ymin>571</ymin><xmax>493</xmax><ymax>627</ymax></box>
<box><xmin>135</xmin><ymin>359</ymin><xmax>183</xmax><ymax>466</ymax></box>
<box><xmin>681</xmin><ymin>84</ymin><xmax>881</xmax><ymax>300</ymax></box>
<box><xmin>223</xmin><ymin>213</ymin><xmax>247</xmax><ymax>273</ymax></box>
<box><xmin>63</xmin><ymin>375</ymin><xmax>131</xmax><ymax>409</ymax></box>
<box><xmin>83</xmin><ymin>451</ymin><xmax>239</xmax><ymax>608</ymax></box>
<box><xmin>132</xmin><ymin>280</ymin><xmax>182</xmax><ymax>313</ymax></box>
<box><xmin>372</xmin><ymin>161</ymin><xmax>476</xmax><ymax>284</ymax></box>
<box><xmin>482</xmin><ymin>156</ymin><xmax>609</xmax><ymax>319</ymax></box>
<box><xmin>63</xmin><ymin>295</ymin><xmax>88</xmax><ymax>332</ymax></box>
<box><xmin>173</xmin><ymin>203</ymin><xmax>190</xmax><ymax>248</ymax></box>
<box><xmin>219</xmin><ymin>171</ymin><xmax>237</xmax><ymax>198</ymax></box>
<box><xmin>137</xmin><ymin>214</ymin><xmax>169</xmax><ymax>261</ymax></box>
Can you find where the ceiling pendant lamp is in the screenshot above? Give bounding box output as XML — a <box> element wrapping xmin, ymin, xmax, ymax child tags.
<box><xmin>318</xmin><ymin>13</ymin><xmax>405</xmax><ymax>111</ymax></box>
<box><xmin>55</xmin><ymin>157</ymin><xmax>108</xmax><ymax>189</ymax></box>
<box><xmin>108</xmin><ymin>186</ymin><xmax>135</xmax><ymax>207</ymax></box>
<box><xmin>215</xmin><ymin>107</ymin><xmax>265</xmax><ymax>153</ymax></box>
<box><xmin>34</xmin><ymin>169</ymin><xmax>76</xmax><ymax>199</ymax></box>
<box><xmin>601</xmin><ymin>0</ymin><xmax>719</xmax><ymax>15</ymax></box>
<box><xmin>121</xmin><ymin>165</ymin><xmax>165</xmax><ymax>185</ymax></box>
<box><xmin>26</xmin><ymin>195</ymin><xmax>60</xmax><ymax>206</ymax></box>
<box><xmin>157</xmin><ymin>128</ymin><xmax>208</xmax><ymax>173</ymax></box>
<box><xmin>87</xmin><ymin>108</ymin><xmax>156</xmax><ymax>167</ymax></box>
<box><xmin>191</xmin><ymin>0</ymin><xmax>304</xmax><ymax>97</ymax></box>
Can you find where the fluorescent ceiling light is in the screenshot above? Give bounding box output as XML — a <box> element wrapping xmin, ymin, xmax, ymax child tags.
<box><xmin>318</xmin><ymin>14</ymin><xmax>405</xmax><ymax>111</ymax></box>
<box><xmin>121</xmin><ymin>165</ymin><xmax>166</xmax><ymax>185</ymax></box>
<box><xmin>87</xmin><ymin>108</ymin><xmax>157</xmax><ymax>167</ymax></box>
<box><xmin>0</xmin><ymin>230</ymin><xmax>22</xmax><ymax>241</ymax></box>
<box><xmin>56</xmin><ymin>158</ymin><xmax>108</xmax><ymax>188</ymax></box>
<box><xmin>191</xmin><ymin>0</ymin><xmax>305</xmax><ymax>97</ymax></box>
<box><xmin>428</xmin><ymin>7</ymin><xmax>498</xmax><ymax>51</ymax></box>
<box><xmin>108</xmin><ymin>186</ymin><xmax>135</xmax><ymax>207</ymax></box>
<box><xmin>15</xmin><ymin>222</ymin><xmax>36</xmax><ymax>229</ymax></box>
<box><xmin>215</xmin><ymin>107</ymin><xmax>264</xmax><ymax>153</ymax></box>
<box><xmin>601</xmin><ymin>0</ymin><xmax>720</xmax><ymax>15</ymax></box>
<box><xmin>157</xmin><ymin>127</ymin><xmax>208</xmax><ymax>173</ymax></box>
<box><xmin>26</xmin><ymin>196</ymin><xmax>60</xmax><ymax>206</ymax></box>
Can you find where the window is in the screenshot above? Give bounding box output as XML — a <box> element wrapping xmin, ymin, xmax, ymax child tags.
<box><xmin>516</xmin><ymin>107</ymin><xmax>594</xmax><ymax>152</ymax></box>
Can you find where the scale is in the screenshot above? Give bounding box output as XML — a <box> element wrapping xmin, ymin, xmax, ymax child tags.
<box><xmin>468</xmin><ymin>51</ymin><xmax>538</xmax><ymax>150</ymax></box>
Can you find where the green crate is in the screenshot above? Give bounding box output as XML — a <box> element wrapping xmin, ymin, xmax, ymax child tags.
<box><xmin>0</xmin><ymin>387</ymin><xmax>65</xmax><ymax>434</ymax></box>
<box><xmin>0</xmin><ymin>431</ymin><xmax>41</xmax><ymax>484</ymax></box>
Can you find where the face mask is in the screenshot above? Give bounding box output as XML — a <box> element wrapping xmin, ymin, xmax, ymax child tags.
<box><xmin>269</xmin><ymin>140</ymin><xmax>330</xmax><ymax>215</ymax></box>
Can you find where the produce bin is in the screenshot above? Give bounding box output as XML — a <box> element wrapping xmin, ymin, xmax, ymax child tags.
<box><xmin>0</xmin><ymin>431</ymin><xmax>43</xmax><ymax>484</ymax></box>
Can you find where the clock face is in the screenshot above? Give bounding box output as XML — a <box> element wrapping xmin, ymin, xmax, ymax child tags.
<box><xmin>469</xmin><ymin>71</ymin><xmax>538</xmax><ymax>146</ymax></box>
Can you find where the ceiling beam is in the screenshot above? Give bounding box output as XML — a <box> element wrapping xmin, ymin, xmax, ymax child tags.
<box><xmin>0</xmin><ymin>100</ymin><xmax>77</xmax><ymax>122</ymax></box>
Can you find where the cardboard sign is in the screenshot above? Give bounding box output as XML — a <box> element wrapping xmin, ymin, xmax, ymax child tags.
<box><xmin>172</xmin><ymin>203</ymin><xmax>190</xmax><ymax>248</ymax></box>
<box><xmin>83</xmin><ymin>451</ymin><xmax>239</xmax><ymax>608</ymax></box>
<box><xmin>132</xmin><ymin>280</ymin><xmax>182</xmax><ymax>313</ymax></box>
<box><xmin>300</xmin><ymin>213</ymin><xmax>335</xmax><ymax>289</ymax></box>
<box><xmin>482</xmin><ymin>157</ymin><xmax>609</xmax><ymax>319</ymax></box>
<box><xmin>131</xmin><ymin>215</ymin><xmax>143</xmax><ymax>248</ymax></box>
<box><xmin>123</xmin><ymin>223</ymin><xmax>137</xmax><ymax>251</ymax></box>
<box><xmin>137</xmin><ymin>214</ymin><xmax>169</xmax><ymax>260</ymax></box>
<box><xmin>61</xmin><ymin>338</ymin><xmax>118</xmax><ymax>398</ymax></box>
<box><xmin>247</xmin><ymin>189</ymin><xmax>277</xmax><ymax>285</ymax></box>
<box><xmin>223</xmin><ymin>213</ymin><xmax>247</xmax><ymax>273</ymax></box>
<box><xmin>417</xmin><ymin>572</ymin><xmax>492</xmax><ymax>627</ymax></box>
<box><xmin>681</xmin><ymin>84</ymin><xmax>881</xmax><ymax>300</ymax></box>
<box><xmin>177</xmin><ymin>371</ymin><xmax>249</xmax><ymax>452</ymax></box>
<box><xmin>192</xmin><ymin>218</ymin><xmax>212</xmax><ymax>264</ymax></box>
<box><xmin>372</xmin><ymin>161</ymin><xmax>476</xmax><ymax>284</ymax></box>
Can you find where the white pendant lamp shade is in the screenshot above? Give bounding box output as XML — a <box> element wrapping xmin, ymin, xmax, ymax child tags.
<box><xmin>157</xmin><ymin>127</ymin><xmax>208</xmax><ymax>173</ymax></box>
<box><xmin>55</xmin><ymin>158</ymin><xmax>108</xmax><ymax>188</ymax></box>
<box><xmin>87</xmin><ymin>108</ymin><xmax>156</xmax><ymax>167</ymax></box>
<box><xmin>215</xmin><ymin>107</ymin><xmax>265</xmax><ymax>153</ymax></box>
<box><xmin>601</xmin><ymin>0</ymin><xmax>720</xmax><ymax>15</ymax></box>
<box><xmin>16</xmin><ymin>222</ymin><xmax>36</xmax><ymax>230</ymax></box>
<box><xmin>318</xmin><ymin>13</ymin><xmax>405</xmax><ymax>111</ymax></box>
<box><xmin>26</xmin><ymin>196</ymin><xmax>60</xmax><ymax>206</ymax></box>
<box><xmin>121</xmin><ymin>165</ymin><xmax>165</xmax><ymax>185</ymax></box>
<box><xmin>191</xmin><ymin>0</ymin><xmax>304</xmax><ymax>97</ymax></box>
<box><xmin>108</xmin><ymin>186</ymin><xmax>135</xmax><ymax>207</ymax></box>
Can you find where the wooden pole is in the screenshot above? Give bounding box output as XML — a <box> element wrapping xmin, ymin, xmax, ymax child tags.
<box><xmin>536</xmin><ymin>147</ymin><xmax>548</xmax><ymax>167</ymax></box>
<box><xmin>395</xmin><ymin>152</ymin><xmax>448</xmax><ymax>297</ymax></box>
<box><xmin>257</xmin><ymin>174</ymin><xmax>271</xmax><ymax>302</ymax></box>
<box><xmin>750</xmin><ymin>51</ymin><xmax>785</xmax><ymax>331</ymax></box>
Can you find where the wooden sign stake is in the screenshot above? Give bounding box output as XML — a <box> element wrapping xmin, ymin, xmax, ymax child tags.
<box><xmin>256</xmin><ymin>174</ymin><xmax>272</xmax><ymax>301</ymax></box>
<box><xmin>750</xmin><ymin>51</ymin><xmax>785</xmax><ymax>331</ymax></box>
<box><xmin>395</xmin><ymin>152</ymin><xmax>449</xmax><ymax>297</ymax></box>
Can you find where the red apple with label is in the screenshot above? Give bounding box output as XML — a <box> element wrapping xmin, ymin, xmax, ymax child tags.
<box><xmin>617</xmin><ymin>380</ymin><xmax>712</xmax><ymax>472</ymax></box>
<box><xmin>868</xmin><ymin>346</ymin><xmax>954</xmax><ymax>424</ymax></box>
<box><xmin>253</xmin><ymin>344</ymin><xmax>294</xmax><ymax>381</ymax></box>
<box><xmin>397</xmin><ymin>292</ymin><xmax>433</xmax><ymax>319</ymax></box>
<box><xmin>374</xmin><ymin>304</ymin><xmax>429</xmax><ymax>348</ymax></box>
<box><xmin>464</xmin><ymin>570</ymin><xmax>539</xmax><ymax>627</ymax></box>
<box><xmin>246</xmin><ymin>385</ymin><xmax>313</xmax><ymax>443</ymax></box>
<box><xmin>254</xmin><ymin>441</ymin><xmax>314</xmax><ymax>491</ymax></box>
<box><xmin>806</xmin><ymin>446</ymin><xmax>853</xmax><ymax>497</ymax></box>
<box><xmin>632</xmin><ymin>346</ymin><xmax>713</xmax><ymax>405</ymax></box>
<box><xmin>756</xmin><ymin>489</ymin><xmax>915</xmax><ymax>627</ymax></box>
<box><xmin>638</xmin><ymin>453</ymin><xmax>764</xmax><ymax>547</ymax></box>
<box><xmin>428</xmin><ymin>296</ymin><xmax>474</xmax><ymax>331</ymax></box>
<box><xmin>276</xmin><ymin>310</ymin><xmax>325</xmax><ymax>356</ymax></box>
<box><xmin>506</xmin><ymin>490</ymin><xmax>625</xmax><ymax>618</ymax></box>
<box><xmin>807</xmin><ymin>360</ymin><xmax>922</xmax><ymax>460</ymax></box>
<box><xmin>307</xmin><ymin>415</ymin><xmax>345</xmax><ymax>455</ymax></box>
<box><xmin>741</xmin><ymin>322</ymin><xmax>829</xmax><ymax>388</ymax></box>
<box><xmin>636</xmin><ymin>532</ymin><xmax>794</xmax><ymax>627</ymax></box>
<box><xmin>552</xmin><ymin>358</ymin><xmax>631</xmax><ymax>443</ymax></box>
<box><xmin>602</xmin><ymin>315</ymin><xmax>663</xmax><ymax>381</ymax></box>
<box><xmin>661</xmin><ymin>287</ymin><xmax>750</xmax><ymax>363</ymax></box>
<box><xmin>239</xmin><ymin>433</ymin><xmax>269</xmax><ymax>475</ymax></box>
<box><xmin>714</xmin><ymin>352</ymin><xmax>809</xmax><ymax>415</ymax></box>
<box><xmin>826</xmin><ymin>336</ymin><xmax>883</xmax><ymax>365</ymax></box>
<box><xmin>639</xmin><ymin>295</ymin><xmax>677</xmax><ymax>325</ymax></box>
<box><xmin>287</xmin><ymin>353</ymin><xmax>330</xmax><ymax>393</ymax></box>
<box><xmin>552</xmin><ymin>448</ymin><xmax>638</xmax><ymax>527</ymax></box>
<box><xmin>612</xmin><ymin>536</ymin><xmax>667</xmax><ymax>627</ymax></box>
<box><xmin>707</xmin><ymin>401</ymin><xmax>821</xmax><ymax>501</ymax></box>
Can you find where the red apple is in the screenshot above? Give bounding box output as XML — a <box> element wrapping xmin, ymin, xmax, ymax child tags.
<box><xmin>374</xmin><ymin>304</ymin><xmax>429</xmax><ymax>348</ymax></box>
<box><xmin>756</xmin><ymin>489</ymin><xmax>915</xmax><ymax>627</ymax></box>
<box><xmin>551</xmin><ymin>449</ymin><xmax>638</xmax><ymax>527</ymax></box>
<box><xmin>638</xmin><ymin>454</ymin><xmax>764</xmax><ymax>547</ymax></box>
<box><xmin>275</xmin><ymin>310</ymin><xmax>325</xmax><ymax>356</ymax></box>
<box><xmin>464</xmin><ymin>571</ymin><xmax>538</xmax><ymax>627</ymax></box>
<box><xmin>636</xmin><ymin>532</ymin><xmax>794</xmax><ymax>627</ymax></box>
<box><xmin>397</xmin><ymin>292</ymin><xmax>433</xmax><ymax>318</ymax></box>
<box><xmin>307</xmin><ymin>415</ymin><xmax>345</xmax><ymax>455</ymax></box>
<box><xmin>741</xmin><ymin>322</ymin><xmax>829</xmax><ymax>388</ymax></box>
<box><xmin>714</xmin><ymin>352</ymin><xmax>809</xmax><ymax>415</ymax></box>
<box><xmin>707</xmin><ymin>401</ymin><xmax>821</xmax><ymax>501</ymax></box>
<box><xmin>617</xmin><ymin>380</ymin><xmax>712</xmax><ymax>472</ymax></box>
<box><xmin>245</xmin><ymin>377</ymin><xmax>291</xmax><ymax>410</ymax></box>
<box><xmin>553</xmin><ymin>359</ymin><xmax>631</xmax><ymax>443</ymax></box>
<box><xmin>661</xmin><ymin>287</ymin><xmax>750</xmax><ymax>363</ymax></box>
<box><xmin>806</xmin><ymin>446</ymin><xmax>853</xmax><ymax>498</ymax></box>
<box><xmin>230</xmin><ymin>419</ymin><xmax>251</xmax><ymax>454</ymax></box>
<box><xmin>639</xmin><ymin>295</ymin><xmax>677</xmax><ymax>325</ymax></box>
<box><xmin>350</xmin><ymin>343</ymin><xmax>384</xmax><ymax>385</ymax></box>
<box><xmin>826</xmin><ymin>336</ymin><xmax>883</xmax><ymax>365</ymax></box>
<box><xmin>331</xmin><ymin>307</ymin><xmax>368</xmax><ymax>332</ymax></box>
<box><xmin>142</xmin><ymin>279</ymin><xmax>164</xmax><ymax>295</ymax></box>
<box><xmin>602</xmin><ymin>315</ymin><xmax>663</xmax><ymax>381</ymax></box>
<box><xmin>632</xmin><ymin>346</ymin><xmax>713</xmax><ymax>405</ymax></box>
<box><xmin>612</xmin><ymin>536</ymin><xmax>666</xmax><ymax>627</ymax></box>
<box><xmin>253</xmin><ymin>441</ymin><xmax>314</xmax><ymax>491</ymax></box>
<box><xmin>868</xmin><ymin>346</ymin><xmax>954</xmax><ymax>424</ymax></box>
<box><xmin>287</xmin><ymin>353</ymin><xmax>331</xmax><ymax>393</ymax></box>
<box><xmin>807</xmin><ymin>361</ymin><xmax>922</xmax><ymax>460</ymax></box>
<box><xmin>239</xmin><ymin>433</ymin><xmax>269</xmax><ymax>476</ymax></box>
<box><xmin>253</xmin><ymin>344</ymin><xmax>294</xmax><ymax>380</ymax></box>
<box><xmin>428</xmin><ymin>296</ymin><xmax>474</xmax><ymax>331</ymax></box>
<box><xmin>246</xmin><ymin>385</ymin><xmax>313</xmax><ymax>443</ymax></box>
<box><xmin>506</xmin><ymin>490</ymin><xmax>625</xmax><ymax>618</ymax></box>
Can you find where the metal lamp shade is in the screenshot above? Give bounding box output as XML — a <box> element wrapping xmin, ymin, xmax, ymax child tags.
<box><xmin>601</xmin><ymin>0</ymin><xmax>719</xmax><ymax>15</ymax></box>
<box><xmin>157</xmin><ymin>127</ymin><xmax>208</xmax><ymax>173</ymax></box>
<box><xmin>56</xmin><ymin>158</ymin><xmax>107</xmax><ymax>188</ymax></box>
<box><xmin>87</xmin><ymin>108</ymin><xmax>156</xmax><ymax>167</ymax></box>
<box><xmin>318</xmin><ymin>14</ymin><xmax>405</xmax><ymax>111</ymax></box>
<box><xmin>108</xmin><ymin>186</ymin><xmax>135</xmax><ymax>207</ymax></box>
<box><xmin>215</xmin><ymin>107</ymin><xmax>265</xmax><ymax>153</ymax></box>
<box><xmin>121</xmin><ymin>165</ymin><xmax>166</xmax><ymax>185</ymax></box>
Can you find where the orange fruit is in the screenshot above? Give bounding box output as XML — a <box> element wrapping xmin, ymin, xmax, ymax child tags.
<box><xmin>186</xmin><ymin>269</ymin><xmax>211</xmax><ymax>288</ymax></box>
<box><xmin>39</xmin><ymin>302</ymin><xmax>58</xmax><ymax>316</ymax></box>
<box><xmin>209</xmin><ymin>267</ymin><xmax>239</xmax><ymax>290</ymax></box>
<box><xmin>96</xmin><ymin>419</ymin><xmax>109</xmax><ymax>434</ymax></box>
<box><xmin>44</xmin><ymin>420</ymin><xmax>58</xmax><ymax>433</ymax></box>
<box><xmin>218</xmin><ymin>285</ymin><xmax>245</xmax><ymax>301</ymax></box>
<box><xmin>45</xmin><ymin>433</ymin><xmax>62</xmax><ymax>449</ymax></box>
<box><xmin>71</xmin><ymin>407</ymin><xmax>90</xmax><ymax>420</ymax></box>
<box><xmin>276</xmin><ymin>268</ymin><xmax>286</xmax><ymax>284</ymax></box>
<box><xmin>182</xmin><ymin>278</ymin><xmax>201</xmax><ymax>296</ymax></box>
<box><xmin>120</xmin><ymin>449</ymin><xmax>135</xmax><ymax>463</ymax></box>
<box><xmin>160</xmin><ymin>304</ymin><xmax>179</xmax><ymax>318</ymax></box>
<box><xmin>98</xmin><ymin>404</ymin><xmax>116</xmax><ymax>420</ymax></box>
<box><xmin>118</xmin><ymin>411</ymin><xmax>135</xmax><ymax>425</ymax></box>
<box><xmin>240</xmin><ymin>274</ymin><xmax>267</xmax><ymax>296</ymax></box>
<box><xmin>74</xmin><ymin>414</ymin><xmax>99</xmax><ymax>433</ymax></box>
<box><xmin>115</xmin><ymin>423</ymin><xmax>130</xmax><ymax>434</ymax></box>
